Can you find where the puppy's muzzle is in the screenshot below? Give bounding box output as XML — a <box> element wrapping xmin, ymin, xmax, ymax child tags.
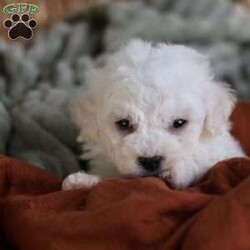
<box><xmin>137</xmin><ymin>156</ymin><xmax>164</xmax><ymax>173</ymax></box>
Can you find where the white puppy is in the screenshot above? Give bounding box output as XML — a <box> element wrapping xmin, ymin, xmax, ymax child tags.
<box><xmin>62</xmin><ymin>39</ymin><xmax>245</xmax><ymax>190</ymax></box>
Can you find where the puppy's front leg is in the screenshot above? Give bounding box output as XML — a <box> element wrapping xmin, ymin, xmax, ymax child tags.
<box><xmin>62</xmin><ymin>172</ymin><xmax>101</xmax><ymax>190</ymax></box>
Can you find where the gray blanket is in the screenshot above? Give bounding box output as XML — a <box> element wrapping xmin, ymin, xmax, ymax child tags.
<box><xmin>0</xmin><ymin>0</ymin><xmax>249</xmax><ymax>178</ymax></box>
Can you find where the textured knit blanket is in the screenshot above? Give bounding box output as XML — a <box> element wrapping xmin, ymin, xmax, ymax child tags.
<box><xmin>0</xmin><ymin>0</ymin><xmax>249</xmax><ymax>178</ymax></box>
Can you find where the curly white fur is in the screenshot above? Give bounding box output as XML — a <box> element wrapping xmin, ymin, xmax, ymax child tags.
<box><xmin>62</xmin><ymin>39</ymin><xmax>245</xmax><ymax>190</ymax></box>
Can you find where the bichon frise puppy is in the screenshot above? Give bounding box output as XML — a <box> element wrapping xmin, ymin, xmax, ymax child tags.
<box><xmin>62</xmin><ymin>39</ymin><xmax>245</xmax><ymax>190</ymax></box>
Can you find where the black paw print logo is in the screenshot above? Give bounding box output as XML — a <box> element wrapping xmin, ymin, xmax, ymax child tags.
<box><xmin>3</xmin><ymin>14</ymin><xmax>38</xmax><ymax>40</ymax></box>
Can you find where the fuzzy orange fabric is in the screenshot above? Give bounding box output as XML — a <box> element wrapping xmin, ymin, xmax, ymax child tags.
<box><xmin>0</xmin><ymin>101</ymin><xmax>250</xmax><ymax>250</ymax></box>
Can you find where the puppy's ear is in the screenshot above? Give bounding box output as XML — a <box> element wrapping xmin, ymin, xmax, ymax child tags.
<box><xmin>70</xmin><ymin>91</ymin><xmax>100</xmax><ymax>144</ymax></box>
<box><xmin>203</xmin><ymin>81</ymin><xmax>236</xmax><ymax>137</ymax></box>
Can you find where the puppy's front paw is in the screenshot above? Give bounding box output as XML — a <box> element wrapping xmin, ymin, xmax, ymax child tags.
<box><xmin>161</xmin><ymin>161</ymin><xmax>200</xmax><ymax>190</ymax></box>
<box><xmin>161</xmin><ymin>169</ymin><xmax>191</xmax><ymax>190</ymax></box>
<box><xmin>62</xmin><ymin>172</ymin><xmax>100</xmax><ymax>191</ymax></box>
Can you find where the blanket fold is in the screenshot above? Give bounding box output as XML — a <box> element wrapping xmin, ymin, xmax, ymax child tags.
<box><xmin>0</xmin><ymin>101</ymin><xmax>250</xmax><ymax>250</ymax></box>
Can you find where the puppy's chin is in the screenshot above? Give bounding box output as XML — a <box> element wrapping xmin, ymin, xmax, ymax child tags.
<box><xmin>119</xmin><ymin>165</ymin><xmax>161</xmax><ymax>179</ymax></box>
<box><xmin>123</xmin><ymin>173</ymin><xmax>160</xmax><ymax>180</ymax></box>
<box><xmin>139</xmin><ymin>170</ymin><xmax>161</xmax><ymax>178</ymax></box>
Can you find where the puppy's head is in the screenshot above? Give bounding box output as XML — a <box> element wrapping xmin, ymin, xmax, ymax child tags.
<box><xmin>72</xmin><ymin>40</ymin><xmax>236</xmax><ymax>177</ymax></box>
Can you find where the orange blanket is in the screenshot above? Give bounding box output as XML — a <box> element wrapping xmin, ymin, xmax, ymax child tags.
<box><xmin>1</xmin><ymin>101</ymin><xmax>250</xmax><ymax>250</ymax></box>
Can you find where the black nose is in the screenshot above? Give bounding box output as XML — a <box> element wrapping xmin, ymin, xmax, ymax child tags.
<box><xmin>138</xmin><ymin>156</ymin><xmax>163</xmax><ymax>172</ymax></box>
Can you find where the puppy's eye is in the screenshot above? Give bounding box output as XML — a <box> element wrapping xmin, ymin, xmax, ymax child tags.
<box><xmin>116</xmin><ymin>119</ymin><xmax>134</xmax><ymax>133</ymax></box>
<box><xmin>172</xmin><ymin>119</ymin><xmax>188</xmax><ymax>129</ymax></box>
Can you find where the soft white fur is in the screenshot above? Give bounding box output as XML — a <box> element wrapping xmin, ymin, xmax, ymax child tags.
<box><xmin>62</xmin><ymin>39</ymin><xmax>245</xmax><ymax>191</ymax></box>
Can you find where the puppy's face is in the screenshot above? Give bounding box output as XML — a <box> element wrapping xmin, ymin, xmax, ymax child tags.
<box><xmin>73</xmin><ymin>40</ymin><xmax>235</xmax><ymax>179</ymax></box>
<box><xmin>95</xmin><ymin>80</ymin><xmax>209</xmax><ymax>177</ymax></box>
